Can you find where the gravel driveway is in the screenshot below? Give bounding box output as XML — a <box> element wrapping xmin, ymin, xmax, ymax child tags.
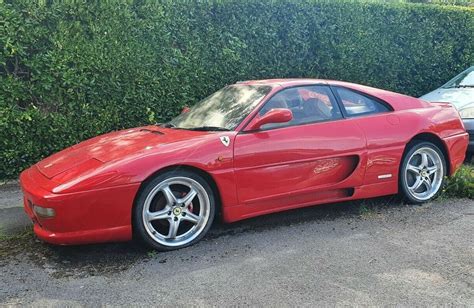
<box><xmin>0</xmin><ymin>184</ymin><xmax>473</xmax><ymax>306</ymax></box>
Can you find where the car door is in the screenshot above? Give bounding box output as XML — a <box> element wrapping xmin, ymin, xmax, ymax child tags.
<box><xmin>233</xmin><ymin>85</ymin><xmax>367</xmax><ymax>212</ymax></box>
<box><xmin>331</xmin><ymin>85</ymin><xmax>405</xmax><ymax>192</ymax></box>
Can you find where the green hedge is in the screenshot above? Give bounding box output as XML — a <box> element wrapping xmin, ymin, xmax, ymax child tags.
<box><xmin>0</xmin><ymin>0</ymin><xmax>473</xmax><ymax>179</ymax></box>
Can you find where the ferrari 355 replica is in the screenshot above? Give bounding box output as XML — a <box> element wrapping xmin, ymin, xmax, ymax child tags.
<box><xmin>20</xmin><ymin>79</ymin><xmax>468</xmax><ymax>250</ymax></box>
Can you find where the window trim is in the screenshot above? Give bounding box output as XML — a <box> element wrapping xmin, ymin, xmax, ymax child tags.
<box><xmin>241</xmin><ymin>84</ymin><xmax>345</xmax><ymax>133</ymax></box>
<box><xmin>330</xmin><ymin>85</ymin><xmax>393</xmax><ymax>118</ymax></box>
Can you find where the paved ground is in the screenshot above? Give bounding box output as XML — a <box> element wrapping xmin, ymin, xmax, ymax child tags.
<box><xmin>0</xmin><ymin>184</ymin><xmax>473</xmax><ymax>306</ymax></box>
<box><xmin>0</xmin><ymin>183</ymin><xmax>22</xmax><ymax>209</ymax></box>
<box><xmin>0</xmin><ymin>184</ymin><xmax>30</xmax><ymax>235</ymax></box>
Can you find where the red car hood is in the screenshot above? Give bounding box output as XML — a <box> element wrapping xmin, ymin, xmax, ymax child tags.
<box><xmin>36</xmin><ymin>126</ymin><xmax>209</xmax><ymax>180</ymax></box>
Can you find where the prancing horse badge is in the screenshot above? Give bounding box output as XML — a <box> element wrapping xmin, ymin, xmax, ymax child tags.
<box><xmin>220</xmin><ymin>136</ymin><xmax>230</xmax><ymax>147</ymax></box>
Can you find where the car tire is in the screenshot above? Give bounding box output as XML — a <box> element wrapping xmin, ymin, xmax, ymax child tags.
<box><xmin>465</xmin><ymin>152</ymin><xmax>473</xmax><ymax>164</ymax></box>
<box><xmin>399</xmin><ymin>141</ymin><xmax>446</xmax><ymax>204</ymax></box>
<box><xmin>133</xmin><ymin>170</ymin><xmax>216</xmax><ymax>251</ymax></box>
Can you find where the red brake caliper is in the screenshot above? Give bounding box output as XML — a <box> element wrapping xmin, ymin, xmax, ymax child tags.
<box><xmin>181</xmin><ymin>191</ymin><xmax>193</xmax><ymax>212</ymax></box>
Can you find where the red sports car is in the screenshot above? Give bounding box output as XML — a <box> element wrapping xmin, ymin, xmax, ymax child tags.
<box><xmin>20</xmin><ymin>79</ymin><xmax>468</xmax><ymax>251</ymax></box>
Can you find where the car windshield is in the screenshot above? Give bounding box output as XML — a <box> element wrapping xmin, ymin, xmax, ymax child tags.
<box><xmin>168</xmin><ymin>85</ymin><xmax>272</xmax><ymax>131</ymax></box>
<box><xmin>443</xmin><ymin>66</ymin><xmax>474</xmax><ymax>88</ymax></box>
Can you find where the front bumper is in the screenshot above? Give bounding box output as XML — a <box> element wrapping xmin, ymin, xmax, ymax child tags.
<box><xmin>20</xmin><ymin>166</ymin><xmax>139</xmax><ymax>245</ymax></box>
<box><xmin>463</xmin><ymin>118</ymin><xmax>474</xmax><ymax>153</ymax></box>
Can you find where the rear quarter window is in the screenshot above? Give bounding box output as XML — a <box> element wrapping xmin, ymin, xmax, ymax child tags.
<box><xmin>334</xmin><ymin>87</ymin><xmax>391</xmax><ymax>117</ymax></box>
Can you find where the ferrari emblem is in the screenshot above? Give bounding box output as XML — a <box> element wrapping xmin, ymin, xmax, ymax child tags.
<box><xmin>220</xmin><ymin>136</ymin><xmax>230</xmax><ymax>147</ymax></box>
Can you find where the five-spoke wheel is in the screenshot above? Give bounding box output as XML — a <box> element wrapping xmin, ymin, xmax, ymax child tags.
<box><xmin>134</xmin><ymin>170</ymin><xmax>215</xmax><ymax>251</ymax></box>
<box><xmin>400</xmin><ymin>141</ymin><xmax>446</xmax><ymax>203</ymax></box>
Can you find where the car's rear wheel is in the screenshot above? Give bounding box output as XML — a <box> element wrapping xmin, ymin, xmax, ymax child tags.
<box><xmin>399</xmin><ymin>141</ymin><xmax>446</xmax><ymax>204</ymax></box>
<box><xmin>133</xmin><ymin>170</ymin><xmax>215</xmax><ymax>251</ymax></box>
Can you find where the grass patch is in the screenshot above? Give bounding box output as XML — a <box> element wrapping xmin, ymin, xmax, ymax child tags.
<box><xmin>0</xmin><ymin>226</ymin><xmax>35</xmax><ymax>259</ymax></box>
<box><xmin>356</xmin><ymin>196</ymin><xmax>402</xmax><ymax>219</ymax></box>
<box><xmin>0</xmin><ymin>226</ymin><xmax>33</xmax><ymax>241</ymax></box>
<box><xmin>147</xmin><ymin>250</ymin><xmax>158</xmax><ymax>258</ymax></box>
<box><xmin>358</xmin><ymin>204</ymin><xmax>379</xmax><ymax>219</ymax></box>
<box><xmin>442</xmin><ymin>164</ymin><xmax>474</xmax><ymax>199</ymax></box>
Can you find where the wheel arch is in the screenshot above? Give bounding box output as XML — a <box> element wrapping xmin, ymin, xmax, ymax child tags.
<box><xmin>404</xmin><ymin>132</ymin><xmax>450</xmax><ymax>175</ymax></box>
<box><xmin>131</xmin><ymin>164</ymin><xmax>223</xmax><ymax>229</ymax></box>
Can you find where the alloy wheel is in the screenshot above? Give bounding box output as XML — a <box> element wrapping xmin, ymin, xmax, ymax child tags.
<box><xmin>141</xmin><ymin>176</ymin><xmax>211</xmax><ymax>247</ymax></box>
<box><xmin>404</xmin><ymin>147</ymin><xmax>444</xmax><ymax>201</ymax></box>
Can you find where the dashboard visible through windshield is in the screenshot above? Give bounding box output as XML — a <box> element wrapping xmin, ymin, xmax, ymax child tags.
<box><xmin>168</xmin><ymin>85</ymin><xmax>272</xmax><ymax>131</ymax></box>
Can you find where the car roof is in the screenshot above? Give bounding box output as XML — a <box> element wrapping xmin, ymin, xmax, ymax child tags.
<box><xmin>236</xmin><ymin>78</ymin><xmax>426</xmax><ymax>110</ymax></box>
<box><xmin>236</xmin><ymin>78</ymin><xmax>393</xmax><ymax>93</ymax></box>
<box><xmin>236</xmin><ymin>78</ymin><xmax>328</xmax><ymax>87</ymax></box>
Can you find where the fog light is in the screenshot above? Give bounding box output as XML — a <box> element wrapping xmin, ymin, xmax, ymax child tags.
<box><xmin>33</xmin><ymin>205</ymin><xmax>56</xmax><ymax>218</ymax></box>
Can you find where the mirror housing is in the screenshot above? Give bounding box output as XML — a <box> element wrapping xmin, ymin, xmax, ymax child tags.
<box><xmin>246</xmin><ymin>108</ymin><xmax>293</xmax><ymax>131</ymax></box>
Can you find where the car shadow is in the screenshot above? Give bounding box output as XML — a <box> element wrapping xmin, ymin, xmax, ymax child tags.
<box><xmin>1</xmin><ymin>195</ymin><xmax>406</xmax><ymax>278</ymax></box>
<box><xmin>209</xmin><ymin>194</ymin><xmax>403</xmax><ymax>238</ymax></box>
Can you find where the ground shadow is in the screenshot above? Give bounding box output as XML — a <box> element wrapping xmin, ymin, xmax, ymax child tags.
<box><xmin>1</xmin><ymin>195</ymin><xmax>407</xmax><ymax>278</ymax></box>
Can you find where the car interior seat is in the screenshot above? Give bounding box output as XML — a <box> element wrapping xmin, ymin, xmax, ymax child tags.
<box><xmin>303</xmin><ymin>98</ymin><xmax>332</xmax><ymax>122</ymax></box>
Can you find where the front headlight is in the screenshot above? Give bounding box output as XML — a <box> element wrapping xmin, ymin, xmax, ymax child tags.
<box><xmin>459</xmin><ymin>106</ymin><xmax>474</xmax><ymax>119</ymax></box>
<box><xmin>33</xmin><ymin>205</ymin><xmax>56</xmax><ymax>218</ymax></box>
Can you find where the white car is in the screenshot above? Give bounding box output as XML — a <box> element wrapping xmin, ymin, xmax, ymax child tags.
<box><xmin>421</xmin><ymin>66</ymin><xmax>474</xmax><ymax>159</ymax></box>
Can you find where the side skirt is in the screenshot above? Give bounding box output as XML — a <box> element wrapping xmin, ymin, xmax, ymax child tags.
<box><xmin>221</xmin><ymin>181</ymin><xmax>398</xmax><ymax>223</ymax></box>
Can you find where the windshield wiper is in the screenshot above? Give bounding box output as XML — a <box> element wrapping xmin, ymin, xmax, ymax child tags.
<box><xmin>187</xmin><ymin>126</ymin><xmax>230</xmax><ymax>131</ymax></box>
<box><xmin>159</xmin><ymin>123</ymin><xmax>176</xmax><ymax>128</ymax></box>
<box><xmin>446</xmin><ymin>85</ymin><xmax>474</xmax><ymax>88</ymax></box>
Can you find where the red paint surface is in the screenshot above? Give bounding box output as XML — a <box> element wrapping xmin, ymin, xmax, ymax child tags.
<box><xmin>20</xmin><ymin>79</ymin><xmax>468</xmax><ymax>245</ymax></box>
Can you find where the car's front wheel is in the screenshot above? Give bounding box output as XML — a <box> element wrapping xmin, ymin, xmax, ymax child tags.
<box><xmin>399</xmin><ymin>141</ymin><xmax>446</xmax><ymax>204</ymax></box>
<box><xmin>133</xmin><ymin>170</ymin><xmax>215</xmax><ymax>251</ymax></box>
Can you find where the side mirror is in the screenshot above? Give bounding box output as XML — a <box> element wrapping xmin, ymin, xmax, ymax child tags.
<box><xmin>246</xmin><ymin>108</ymin><xmax>293</xmax><ymax>131</ymax></box>
<box><xmin>181</xmin><ymin>106</ymin><xmax>190</xmax><ymax>114</ymax></box>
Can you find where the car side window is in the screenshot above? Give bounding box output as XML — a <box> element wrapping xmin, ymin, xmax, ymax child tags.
<box><xmin>258</xmin><ymin>86</ymin><xmax>342</xmax><ymax>130</ymax></box>
<box><xmin>334</xmin><ymin>87</ymin><xmax>390</xmax><ymax>116</ymax></box>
